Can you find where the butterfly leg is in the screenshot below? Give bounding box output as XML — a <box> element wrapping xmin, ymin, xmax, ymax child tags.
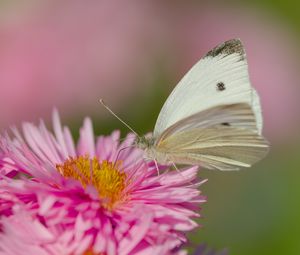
<box><xmin>144</xmin><ymin>156</ymin><xmax>160</xmax><ymax>176</ymax></box>
<box><xmin>171</xmin><ymin>161</ymin><xmax>179</xmax><ymax>172</ymax></box>
<box><xmin>171</xmin><ymin>161</ymin><xmax>194</xmax><ymax>185</ymax></box>
<box><xmin>154</xmin><ymin>159</ymin><xmax>160</xmax><ymax>176</ymax></box>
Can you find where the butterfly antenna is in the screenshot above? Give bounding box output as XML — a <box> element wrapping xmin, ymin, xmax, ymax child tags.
<box><xmin>99</xmin><ymin>99</ymin><xmax>139</xmax><ymax>137</ymax></box>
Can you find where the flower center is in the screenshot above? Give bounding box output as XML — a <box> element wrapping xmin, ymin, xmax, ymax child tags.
<box><xmin>82</xmin><ymin>249</ymin><xmax>105</xmax><ymax>255</ymax></box>
<box><xmin>56</xmin><ymin>156</ymin><xmax>127</xmax><ymax>209</ymax></box>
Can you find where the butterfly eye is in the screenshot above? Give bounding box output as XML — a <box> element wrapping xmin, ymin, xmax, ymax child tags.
<box><xmin>216</xmin><ymin>82</ymin><xmax>226</xmax><ymax>91</ymax></box>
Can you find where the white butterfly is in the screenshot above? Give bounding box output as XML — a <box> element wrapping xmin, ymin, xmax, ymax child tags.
<box><xmin>101</xmin><ymin>39</ymin><xmax>269</xmax><ymax>171</ymax></box>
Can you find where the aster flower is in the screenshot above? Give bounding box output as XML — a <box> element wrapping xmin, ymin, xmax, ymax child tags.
<box><xmin>0</xmin><ymin>110</ymin><xmax>206</xmax><ymax>255</ymax></box>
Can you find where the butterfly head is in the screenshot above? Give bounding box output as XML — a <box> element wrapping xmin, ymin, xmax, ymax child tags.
<box><xmin>134</xmin><ymin>135</ymin><xmax>155</xmax><ymax>150</ymax></box>
<box><xmin>135</xmin><ymin>135</ymin><xmax>169</xmax><ymax>164</ymax></box>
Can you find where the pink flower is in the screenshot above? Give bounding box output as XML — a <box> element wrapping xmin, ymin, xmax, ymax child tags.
<box><xmin>0</xmin><ymin>110</ymin><xmax>205</xmax><ymax>255</ymax></box>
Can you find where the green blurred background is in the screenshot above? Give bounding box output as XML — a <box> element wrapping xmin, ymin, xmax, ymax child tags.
<box><xmin>0</xmin><ymin>1</ymin><xmax>299</xmax><ymax>254</ymax></box>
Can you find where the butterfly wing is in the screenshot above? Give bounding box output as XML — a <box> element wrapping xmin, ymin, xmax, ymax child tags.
<box><xmin>155</xmin><ymin>103</ymin><xmax>269</xmax><ymax>170</ymax></box>
<box><xmin>153</xmin><ymin>39</ymin><xmax>263</xmax><ymax>137</ymax></box>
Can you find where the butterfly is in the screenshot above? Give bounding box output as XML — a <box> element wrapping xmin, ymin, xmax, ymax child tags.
<box><xmin>101</xmin><ymin>39</ymin><xmax>269</xmax><ymax>171</ymax></box>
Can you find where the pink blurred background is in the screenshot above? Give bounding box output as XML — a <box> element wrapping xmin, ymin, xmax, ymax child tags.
<box><xmin>0</xmin><ymin>1</ymin><xmax>299</xmax><ymax>143</ymax></box>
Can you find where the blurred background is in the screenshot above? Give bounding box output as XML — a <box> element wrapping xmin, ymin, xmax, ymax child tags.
<box><xmin>0</xmin><ymin>1</ymin><xmax>299</xmax><ymax>254</ymax></box>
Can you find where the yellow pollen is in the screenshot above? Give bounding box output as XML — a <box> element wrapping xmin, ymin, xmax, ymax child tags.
<box><xmin>82</xmin><ymin>248</ymin><xmax>105</xmax><ymax>255</ymax></box>
<box><xmin>56</xmin><ymin>155</ymin><xmax>127</xmax><ymax>209</ymax></box>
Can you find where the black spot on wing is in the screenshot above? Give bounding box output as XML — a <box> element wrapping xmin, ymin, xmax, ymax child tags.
<box><xmin>221</xmin><ymin>122</ymin><xmax>230</xmax><ymax>126</ymax></box>
<box><xmin>216</xmin><ymin>82</ymin><xmax>226</xmax><ymax>91</ymax></box>
<box><xmin>205</xmin><ymin>39</ymin><xmax>245</xmax><ymax>60</ymax></box>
